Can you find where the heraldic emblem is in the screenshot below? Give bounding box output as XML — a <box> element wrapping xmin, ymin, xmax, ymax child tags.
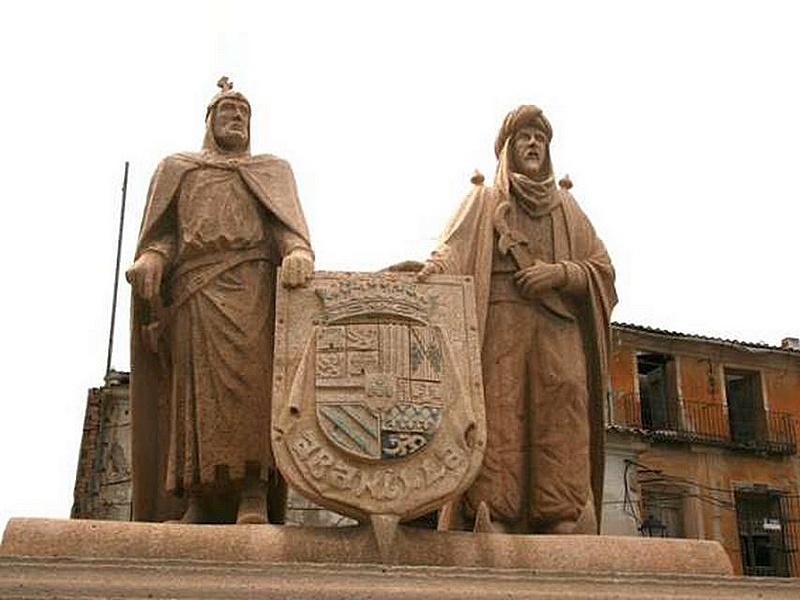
<box><xmin>272</xmin><ymin>272</ymin><xmax>486</xmax><ymax>523</ymax></box>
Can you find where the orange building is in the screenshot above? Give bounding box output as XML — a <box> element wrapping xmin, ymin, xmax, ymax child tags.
<box><xmin>602</xmin><ymin>324</ymin><xmax>800</xmax><ymax>577</ymax></box>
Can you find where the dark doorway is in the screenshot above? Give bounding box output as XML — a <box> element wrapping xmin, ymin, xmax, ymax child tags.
<box><xmin>724</xmin><ymin>369</ymin><xmax>765</xmax><ymax>444</ymax></box>
<box><xmin>637</xmin><ymin>352</ymin><xmax>678</xmax><ymax>430</ymax></box>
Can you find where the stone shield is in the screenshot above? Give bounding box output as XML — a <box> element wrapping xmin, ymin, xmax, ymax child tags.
<box><xmin>272</xmin><ymin>272</ymin><xmax>486</xmax><ymax>522</ymax></box>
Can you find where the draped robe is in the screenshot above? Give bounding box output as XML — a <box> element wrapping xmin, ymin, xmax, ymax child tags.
<box><xmin>428</xmin><ymin>168</ymin><xmax>616</xmax><ymax>531</ymax></box>
<box><xmin>130</xmin><ymin>152</ymin><xmax>312</xmax><ymax>522</ymax></box>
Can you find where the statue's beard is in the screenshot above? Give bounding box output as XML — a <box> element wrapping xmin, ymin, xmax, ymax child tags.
<box><xmin>514</xmin><ymin>157</ymin><xmax>544</xmax><ymax>179</ymax></box>
<box><xmin>214</xmin><ymin>129</ymin><xmax>248</xmax><ymax>153</ymax></box>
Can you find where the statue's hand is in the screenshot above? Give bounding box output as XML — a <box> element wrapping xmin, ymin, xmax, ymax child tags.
<box><xmin>416</xmin><ymin>260</ymin><xmax>443</xmax><ymax>282</ymax></box>
<box><xmin>125</xmin><ymin>250</ymin><xmax>166</xmax><ymax>301</ymax></box>
<box><xmin>513</xmin><ymin>260</ymin><xmax>567</xmax><ymax>299</ymax></box>
<box><xmin>281</xmin><ymin>250</ymin><xmax>314</xmax><ymax>288</ymax></box>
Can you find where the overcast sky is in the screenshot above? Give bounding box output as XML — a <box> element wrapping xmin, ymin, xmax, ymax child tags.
<box><xmin>0</xmin><ymin>1</ymin><xmax>797</xmax><ymax>530</ymax></box>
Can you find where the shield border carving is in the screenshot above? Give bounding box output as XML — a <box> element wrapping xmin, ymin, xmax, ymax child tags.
<box><xmin>272</xmin><ymin>271</ymin><xmax>485</xmax><ymax>523</ymax></box>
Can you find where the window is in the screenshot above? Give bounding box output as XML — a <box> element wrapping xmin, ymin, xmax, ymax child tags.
<box><xmin>640</xmin><ymin>485</ymin><xmax>685</xmax><ymax>538</ymax></box>
<box><xmin>724</xmin><ymin>368</ymin><xmax>765</xmax><ymax>444</ymax></box>
<box><xmin>735</xmin><ymin>487</ymin><xmax>790</xmax><ymax>577</ymax></box>
<box><xmin>637</xmin><ymin>352</ymin><xmax>678</xmax><ymax>430</ymax></box>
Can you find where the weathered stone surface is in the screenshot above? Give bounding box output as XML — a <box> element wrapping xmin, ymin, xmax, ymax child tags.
<box><xmin>71</xmin><ymin>374</ymin><xmax>132</xmax><ymax>521</ymax></box>
<box><xmin>272</xmin><ymin>271</ymin><xmax>485</xmax><ymax>524</ymax></box>
<box><xmin>1</xmin><ymin>518</ymin><xmax>732</xmax><ymax>576</ymax></box>
<box><xmin>126</xmin><ymin>77</ymin><xmax>314</xmax><ymax>525</ymax></box>
<box><xmin>419</xmin><ymin>105</ymin><xmax>616</xmax><ymax>534</ymax></box>
<box><xmin>8</xmin><ymin>555</ymin><xmax>798</xmax><ymax>600</ymax></box>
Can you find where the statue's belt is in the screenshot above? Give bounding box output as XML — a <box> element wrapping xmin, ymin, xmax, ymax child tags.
<box><xmin>168</xmin><ymin>247</ymin><xmax>272</xmax><ymax>312</ymax></box>
<box><xmin>142</xmin><ymin>247</ymin><xmax>271</xmax><ymax>353</ymax></box>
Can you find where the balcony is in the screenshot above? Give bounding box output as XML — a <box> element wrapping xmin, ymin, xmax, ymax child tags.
<box><xmin>609</xmin><ymin>394</ymin><xmax>797</xmax><ymax>455</ymax></box>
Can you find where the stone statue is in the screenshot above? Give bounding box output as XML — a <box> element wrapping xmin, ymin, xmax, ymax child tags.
<box><xmin>126</xmin><ymin>78</ymin><xmax>314</xmax><ymax>524</ymax></box>
<box><xmin>418</xmin><ymin>106</ymin><xmax>616</xmax><ymax>534</ymax></box>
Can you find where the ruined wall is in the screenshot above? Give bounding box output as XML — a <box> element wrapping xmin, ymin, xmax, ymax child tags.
<box><xmin>71</xmin><ymin>374</ymin><xmax>132</xmax><ymax>521</ymax></box>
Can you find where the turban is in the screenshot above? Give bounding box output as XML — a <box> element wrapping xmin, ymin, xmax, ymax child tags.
<box><xmin>494</xmin><ymin>105</ymin><xmax>552</xmax><ymax>158</ymax></box>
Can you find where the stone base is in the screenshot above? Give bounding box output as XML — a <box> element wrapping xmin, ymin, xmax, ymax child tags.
<box><xmin>4</xmin><ymin>555</ymin><xmax>800</xmax><ymax>599</ymax></box>
<box><xmin>4</xmin><ymin>518</ymin><xmax>799</xmax><ymax>599</ymax></box>
<box><xmin>1</xmin><ymin>518</ymin><xmax>732</xmax><ymax>575</ymax></box>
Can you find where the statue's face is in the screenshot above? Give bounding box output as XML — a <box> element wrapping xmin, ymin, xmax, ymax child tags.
<box><xmin>511</xmin><ymin>126</ymin><xmax>548</xmax><ymax>178</ymax></box>
<box><xmin>212</xmin><ymin>99</ymin><xmax>250</xmax><ymax>152</ymax></box>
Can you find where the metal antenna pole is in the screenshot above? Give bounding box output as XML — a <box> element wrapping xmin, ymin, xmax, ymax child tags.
<box><xmin>105</xmin><ymin>161</ymin><xmax>129</xmax><ymax>378</ymax></box>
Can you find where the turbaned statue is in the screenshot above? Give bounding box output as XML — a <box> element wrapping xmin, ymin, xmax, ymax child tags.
<box><xmin>419</xmin><ymin>106</ymin><xmax>616</xmax><ymax>534</ymax></box>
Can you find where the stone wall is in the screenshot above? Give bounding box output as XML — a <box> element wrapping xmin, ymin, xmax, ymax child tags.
<box><xmin>71</xmin><ymin>372</ymin><xmax>132</xmax><ymax>521</ymax></box>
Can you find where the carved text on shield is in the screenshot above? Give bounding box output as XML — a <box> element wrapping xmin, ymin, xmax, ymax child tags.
<box><xmin>289</xmin><ymin>429</ymin><xmax>466</xmax><ymax>501</ymax></box>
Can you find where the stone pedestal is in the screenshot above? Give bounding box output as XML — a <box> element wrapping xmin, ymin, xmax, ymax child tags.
<box><xmin>2</xmin><ymin>518</ymin><xmax>730</xmax><ymax>573</ymax></box>
<box><xmin>3</xmin><ymin>518</ymin><xmax>795</xmax><ymax>599</ymax></box>
<box><xmin>4</xmin><ymin>555</ymin><xmax>800</xmax><ymax>600</ymax></box>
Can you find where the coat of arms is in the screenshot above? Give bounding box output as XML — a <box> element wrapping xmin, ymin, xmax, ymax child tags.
<box><xmin>272</xmin><ymin>272</ymin><xmax>485</xmax><ymax>523</ymax></box>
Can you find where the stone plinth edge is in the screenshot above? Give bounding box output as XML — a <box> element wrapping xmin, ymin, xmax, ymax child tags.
<box><xmin>4</xmin><ymin>556</ymin><xmax>800</xmax><ymax>600</ymax></box>
<box><xmin>1</xmin><ymin>518</ymin><xmax>732</xmax><ymax>576</ymax></box>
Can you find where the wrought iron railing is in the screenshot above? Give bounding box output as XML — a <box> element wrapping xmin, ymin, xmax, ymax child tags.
<box><xmin>609</xmin><ymin>393</ymin><xmax>796</xmax><ymax>455</ymax></box>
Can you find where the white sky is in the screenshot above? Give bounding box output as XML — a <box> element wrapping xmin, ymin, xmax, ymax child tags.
<box><xmin>1</xmin><ymin>1</ymin><xmax>798</xmax><ymax>531</ymax></box>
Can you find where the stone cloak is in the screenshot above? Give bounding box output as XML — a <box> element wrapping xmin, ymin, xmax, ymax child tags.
<box><xmin>130</xmin><ymin>153</ymin><xmax>312</xmax><ymax>522</ymax></box>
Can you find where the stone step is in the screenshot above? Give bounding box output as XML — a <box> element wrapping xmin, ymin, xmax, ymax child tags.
<box><xmin>3</xmin><ymin>555</ymin><xmax>800</xmax><ymax>599</ymax></box>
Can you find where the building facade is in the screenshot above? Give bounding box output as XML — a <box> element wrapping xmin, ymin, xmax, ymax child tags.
<box><xmin>602</xmin><ymin>324</ymin><xmax>800</xmax><ymax>576</ymax></box>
